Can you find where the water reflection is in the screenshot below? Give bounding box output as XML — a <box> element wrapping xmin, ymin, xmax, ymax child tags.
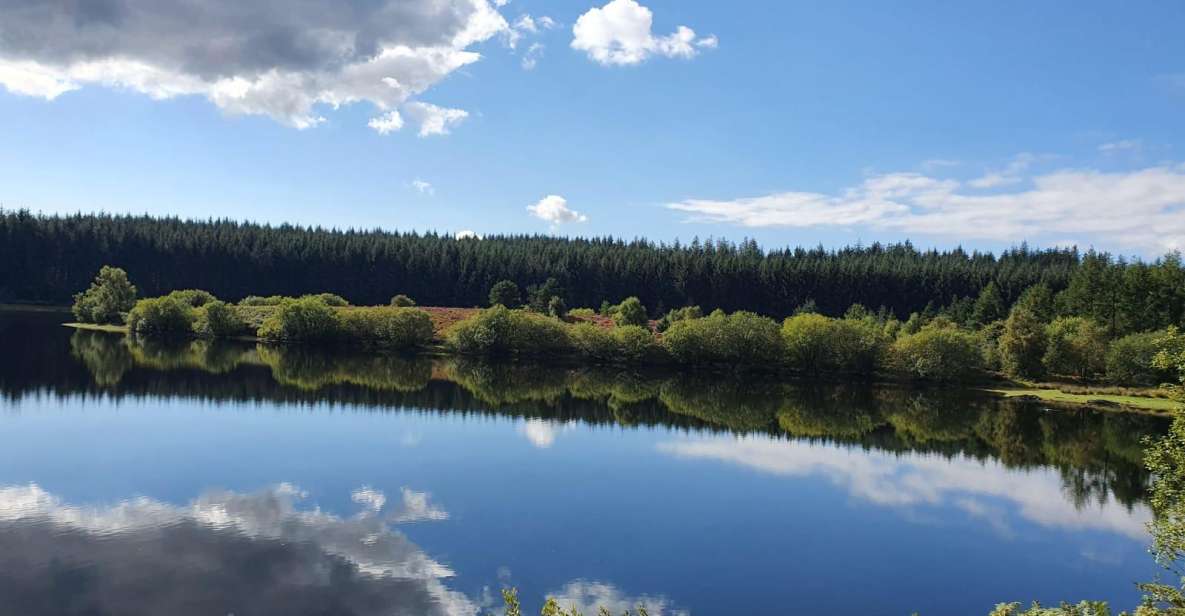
<box><xmin>0</xmin><ymin>483</ymin><xmax>474</xmax><ymax>615</ymax></box>
<box><xmin>36</xmin><ymin>330</ymin><xmax>1168</xmax><ymax>516</ymax></box>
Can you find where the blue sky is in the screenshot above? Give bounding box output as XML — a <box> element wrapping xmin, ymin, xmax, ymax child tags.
<box><xmin>1</xmin><ymin>0</ymin><xmax>1184</xmax><ymax>256</ymax></box>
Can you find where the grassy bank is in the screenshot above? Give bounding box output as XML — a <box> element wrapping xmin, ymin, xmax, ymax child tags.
<box><xmin>986</xmin><ymin>386</ymin><xmax>1181</xmax><ymax>413</ymax></box>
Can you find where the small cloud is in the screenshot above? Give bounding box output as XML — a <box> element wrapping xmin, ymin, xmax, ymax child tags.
<box><xmin>1098</xmin><ymin>139</ymin><xmax>1142</xmax><ymax>154</ymax></box>
<box><xmin>404</xmin><ymin>101</ymin><xmax>468</xmax><ymax>137</ymax></box>
<box><xmin>411</xmin><ymin>179</ymin><xmax>434</xmax><ymax>196</ymax></box>
<box><xmin>571</xmin><ymin>0</ymin><xmax>716</xmax><ymax>66</ymax></box>
<box><xmin>537</xmin><ymin>16</ymin><xmax>559</xmax><ymax>30</ymax></box>
<box><xmin>455</xmin><ymin>229</ymin><xmax>482</xmax><ymax>240</ymax></box>
<box><xmin>527</xmin><ymin>195</ymin><xmax>588</xmax><ymax>225</ymax></box>
<box><xmin>367</xmin><ymin>111</ymin><xmax>404</xmax><ymax>135</ymax></box>
<box><xmin>522</xmin><ymin>43</ymin><xmax>545</xmax><ymax>70</ymax></box>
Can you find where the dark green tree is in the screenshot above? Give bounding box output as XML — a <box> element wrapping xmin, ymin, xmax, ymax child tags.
<box><xmin>488</xmin><ymin>280</ymin><xmax>521</xmax><ymax>308</ymax></box>
<box><xmin>71</xmin><ymin>265</ymin><xmax>138</xmax><ymax>324</ymax></box>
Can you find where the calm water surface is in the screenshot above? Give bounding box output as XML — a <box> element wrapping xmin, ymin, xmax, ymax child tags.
<box><xmin>0</xmin><ymin>310</ymin><xmax>1170</xmax><ymax>615</ymax></box>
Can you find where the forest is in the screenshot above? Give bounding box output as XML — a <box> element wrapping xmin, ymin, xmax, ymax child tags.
<box><xmin>10</xmin><ymin>208</ymin><xmax>1181</xmax><ymax>321</ymax></box>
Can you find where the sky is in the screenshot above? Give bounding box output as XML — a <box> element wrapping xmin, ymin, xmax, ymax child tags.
<box><xmin>1</xmin><ymin>0</ymin><xmax>1184</xmax><ymax>257</ymax></box>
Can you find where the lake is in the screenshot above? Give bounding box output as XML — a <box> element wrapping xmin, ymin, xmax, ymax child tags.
<box><xmin>0</xmin><ymin>309</ymin><xmax>1170</xmax><ymax>615</ymax></box>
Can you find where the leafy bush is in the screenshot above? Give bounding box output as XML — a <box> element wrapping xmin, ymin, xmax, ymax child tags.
<box><xmin>239</xmin><ymin>295</ymin><xmax>291</xmax><ymax>306</ymax></box>
<box><xmin>999</xmin><ymin>306</ymin><xmax>1048</xmax><ymax>379</ymax></box>
<box><xmin>571</xmin><ymin>322</ymin><xmax>617</xmax><ymax>360</ymax></box>
<box><xmin>548</xmin><ymin>296</ymin><xmax>567</xmax><ymax>318</ymax></box>
<box><xmin>390</xmin><ymin>294</ymin><xmax>416</xmax><ymax>307</ymax></box>
<box><xmin>488</xmin><ymin>280</ymin><xmax>521</xmax><ymax>308</ymax></box>
<box><xmin>338</xmin><ymin>307</ymin><xmax>434</xmax><ymax>349</ymax></box>
<box><xmin>663</xmin><ymin>310</ymin><xmax>784</xmax><ymax>367</ymax></box>
<box><xmin>1043</xmin><ymin>317</ymin><xmax>1108</xmax><ymax>378</ymax></box>
<box><xmin>305</xmin><ymin>293</ymin><xmax>349</xmax><ymax>306</ymax></box>
<box><xmin>781</xmin><ymin>313</ymin><xmax>886</xmax><ymax>375</ymax></box>
<box><xmin>257</xmin><ymin>297</ymin><xmax>341</xmax><ymax>342</ymax></box>
<box><xmin>446</xmin><ymin>306</ymin><xmax>572</xmax><ymax>357</ymax></box>
<box><xmin>71</xmin><ymin>265</ymin><xmax>137</xmax><ymax>324</ymax></box>
<box><xmin>613</xmin><ymin>296</ymin><xmax>648</xmax><ymax>327</ymax></box>
<box><xmin>165</xmin><ymin>289</ymin><xmax>217</xmax><ymax>307</ymax></box>
<box><xmin>567</xmin><ymin>307</ymin><xmax>597</xmax><ymax>318</ymax></box>
<box><xmin>612</xmin><ymin>325</ymin><xmax>662</xmax><ymax>363</ymax></box>
<box><xmin>126</xmin><ymin>296</ymin><xmax>196</xmax><ymax>335</ymax></box>
<box><xmin>889</xmin><ymin>323</ymin><xmax>984</xmax><ymax>381</ymax></box>
<box><xmin>192</xmin><ymin>300</ymin><xmax>250</xmax><ymax>337</ymax></box>
<box><xmin>656</xmin><ymin>305</ymin><xmax>703</xmax><ymax>332</ymax></box>
<box><xmin>1108</xmin><ymin>327</ymin><xmax>1185</xmax><ymax>386</ymax></box>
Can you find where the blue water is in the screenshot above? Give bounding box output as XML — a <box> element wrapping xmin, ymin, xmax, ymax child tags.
<box><xmin>0</xmin><ymin>310</ymin><xmax>1167</xmax><ymax>615</ymax></box>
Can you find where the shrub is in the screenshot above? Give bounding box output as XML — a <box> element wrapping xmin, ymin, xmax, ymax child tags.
<box><xmin>663</xmin><ymin>310</ymin><xmax>783</xmax><ymax>367</ymax></box>
<box><xmin>782</xmin><ymin>313</ymin><xmax>886</xmax><ymax>375</ymax></box>
<box><xmin>571</xmin><ymin>322</ymin><xmax>617</xmax><ymax>361</ymax></box>
<box><xmin>71</xmin><ymin>265</ymin><xmax>138</xmax><ymax>324</ymax></box>
<box><xmin>126</xmin><ymin>296</ymin><xmax>196</xmax><ymax>335</ymax></box>
<box><xmin>548</xmin><ymin>296</ymin><xmax>567</xmax><ymax>318</ymax></box>
<box><xmin>446</xmin><ymin>306</ymin><xmax>572</xmax><ymax>357</ymax></box>
<box><xmin>192</xmin><ymin>300</ymin><xmax>249</xmax><ymax>337</ymax></box>
<box><xmin>390</xmin><ymin>294</ymin><xmax>416</xmax><ymax>307</ymax></box>
<box><xmin>304</xmin><ymin>293</ymin><xmax>349</xmax><ymax>307</ymax></box>
<box><xmin>999</xmin><ymin>306</ymin><xmax>1047</xmax><ymax>379</ymax></box>
<box><xmin>613</xmin><ymin>296</ymin><xmax>648</xmax><ymax>327</ymax></box>
<box><xmin>656</xmin><ymin>306</ymin><xmax>703</xmax><ymax>332</ymax></box>
<box><xmin>338</xmin><ymin>307</ymin><xmax>434</xmax><ymax>349</ymax></box>
<box><xmin>165</xmin><ymin>289</ymin><xmax>217</xmax><ymax>307</ymax></box>
<box><xmin>240</xmin><ymin>295</ymin><xmax>291</xmax><ymax>306</ymax></box>
<box><xmin>612</xmin><ymin>325</ymin><xmax>661</xmax><ymax>363</ymax></box>
<box><xmin>1043</xmin><ymin>317</ymin><xmax>1108</xmax><ymax>378</ymax></box>
<box><xmin>489</xmin><ymin>280</ymin><xmax>521</xmax><ymax>308</ymax></box>
<box><xmin>1106</xmin><ymin>329</ymin><xmax>1185</xmax><ymax>386</ymax></box>
<box><xmin>257</xmin><ymin>297</ymin><xmax>341</xmax><ymax>342</ymax></box>
<box><xmin>567</xmin><ymin>307</ymin><xmax>597</xmax><ymax>318</ymax></box>
<box><xmin>889</xmin><ymin>323</ymin><xmax>984</xmax><ymax>381</ymax></box>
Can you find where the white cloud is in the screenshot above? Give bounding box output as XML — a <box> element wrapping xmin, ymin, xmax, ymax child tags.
<box><xmin>527</xmin><ymin>195</ymin><xmax>588</xmax><ymax>225</ymax></box>
<box><xmin>537</xmin><ymin>16</ymin><xmax>560</xmax><ymax>30</ymax></box>
<box><xmin>404</xmin><ymin>101</ymin><xmax>469</xmax><ymax>136</ymax></box>
<box><xmin>519</xmin><ymin>419</ymin><xmax>575</xmax><ymax>448</ymax></box>
<box><xmin>411</xmin><ymin>178</ymin><xmax>435</xmax><ymax>195</ymax></box>
<box><xmin>522</xmin><ymin>43</ymin><xmax>545</xmax><ymax>70</ymax></box>
<box><xmin>571</xmin><ymin>0</ymin><xmax>716</xmax><ymax>66</ymax></box>
<box><xmin>657</xmin><ymin>435</ymin><xmax>1150</xmax><ymax>540</ymax></box>
<box><xmin>0</xmin><ymin>0</ymin><xmax>509</xmax><ymax>133</ymax></box>
<box><xmin>667</xmin><ymin>158</ymin><xmax>1185</xmax><ymax>254</ymax></box>
<box><xmin>545</xmin><ymin>580</ymin><xmax>688</xmax><ymax>616</ymax></box>
<box><xmin>455</xmin><ymin>229</ymin><xmax>482</xmax><ymax>240</ymax></box>
<box><xmin>368</xmin><ymin>110</ymin><xmax>404</xmax><ymax>135</ymax></box>
<box><xmin>1099</xmin><ymin>139</ymin><xmax>1143</xmax><ymax>154</ymax></box>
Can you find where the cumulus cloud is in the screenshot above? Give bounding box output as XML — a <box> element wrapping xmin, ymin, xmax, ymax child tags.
<box><xmin>368</xmin><ymin>110</ymin><xmax>404</xmax><ymax>135</ymax></box>
<box><xmin>571</xmin><ymin>0</ymin><xmax>716</xmax><ymax>66</ymax></box>
<box><xmin>527</xmin><ymin>195</ymin><xmax>588</xmax><ymax>225</ymax></box>
<box><xmin>0</xmin><ymin>0</ymin><xmax>510</xmax><ymax>133</ymax></box>
<box><xmin>0</xmin><ymin>483</ymin><xmax>475</xmax><ymax>615</ymax></box>
<box><xmin>666</xmin><ymin>159</ymin><xmax>1185</xmax><ymax>254</ymax></box>
<box><xmin>404</xmin><ymin>101</ymin><xmax>469</xmax><ymax>136</ymax></box>
<box><xmin>456</xmin><ymin>229</ymin><xmax>482</xmax><ymax>239</ymax></box>
<box><xmin>519</xmin><ymin>419</ymin><xmax>576</xmax><ymax>448</ymax></box>
<box><xmin>657</xmin><ymin>435</ymin><xmax>1150</xmax><ymax>540</ymax></box>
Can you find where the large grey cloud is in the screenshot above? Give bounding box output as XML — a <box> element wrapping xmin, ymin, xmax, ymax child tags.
<box><xmin>0</xmin><ymin>0</ymin><xmax>511</xmax><ymax>132</ymax></box>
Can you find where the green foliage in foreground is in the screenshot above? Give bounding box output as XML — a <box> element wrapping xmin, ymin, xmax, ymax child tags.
<box><xmin>447</xmin><ymin>305</ymin><xmax>572</xmax><ymax>357</ymax></box>
<box><xmin>127</xmin><ymin>295</ymin><xmax>196</xmax><ymax>335</ymax></box>
<box><xmin>192</xmin><ymin>300</ymin><xmax>251</xmax><ymax>337</ymax></box>
<box><xmin>782</xmin><ymin>312</ymin><xmax>887</xmax><ymax>375</ymax></box>
<box><xmin>890</xmin><ymin>321</ymin><xmax>984</xmax><ymax>381</ymax></box>
<box><xmin>663</xmin><ymin>309</ymin><xmax>784</xmax><ymax>366</ymax></box>
<box><xmin>71</xmin><ymin>265</ymin><xmax>137</xmax><ymax>324</ymax></box>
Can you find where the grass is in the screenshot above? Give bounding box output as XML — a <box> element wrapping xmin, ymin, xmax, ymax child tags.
<box><xmin>987</xmin><ymin>386</ymin><xmax>1182</xmax><ymax>413</ymax></box>
<box><xmin>64</xmin><ymin>322</ymin><xmax>128</xmax><ymax>333</ymax></box>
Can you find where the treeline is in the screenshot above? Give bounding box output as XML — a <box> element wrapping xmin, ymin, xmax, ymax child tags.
<box><xmin>2</xmin><ymin>208</ymin><xmax>1145</xmax><ymax>318</ymax></box>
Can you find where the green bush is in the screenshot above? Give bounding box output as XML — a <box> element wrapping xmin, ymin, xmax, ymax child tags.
<box><xmin>338</xmin><ymin>307</ymin><xmax>434</xmax><ymax>349</ymax></box>
<box><xmin>229</xmin><ymin>304</ymin><xmax>279</xmax><ymax>330</ymax></box>
<box><xmin>663</xmin><ymin>310</ymin><xmax>784</xmax><ymax>367</ymax></box>
<box><xmin>305</xmin><ymin>293</ymin><xmax>349</xmax><ymax>307</ymax></box>
<box><xmin>567</xmin><ymin>307</ymin><xmax>597</xmax><ymax>318</ymax></box>
<box><xmin>548</xmin><ymin>296</ymin><xmax>567</xmax><ymax>318</ymax></box>
<box><xmin>71</xmin><ymin>265</ymin><xmax>138</xmax><ymax>324</ymax></box>
<box><xmin>1043</xmin><ymin>317</ymin><xmax>1108</xmax><ymax>378</ymax></box>
<box><xmin>889</xmin><ymin>323</ymin><xmax>984</xmax><ymax>381</ymax></box>
<box><xmin>571</xmin><ymin>322</ymin><xmax>617</xmax><ymax>360</ymax></box>
<box><xmin>1106</xmin><ymin>329</ymin><xmax>1184</xmax><ymax>386</ymax></box>
<box><xmin>390</xmin><ymin>294</ymin><xmax>416</xmax><ymax>307</ymax></box>
<box><xmin>613</xmin><ymin>296</ymin><xmax>648</xmax><ymax>327</ymax></box>
<box><xmin>239</xmin><ymin>295</ymin><xmax>291</xmax><ymax>306</ymax></box>
<box><xmin>257</xmin><ymin>297</ymin><xmax>342</xmax><ymax>342</ymax></box>
<box><xmin>781</xmin><ymin>313</ymin><xmax>886</xmax><ymax>375</ymax></box>
<box><xmin>126</xmin><ymin>296</ymin><xmax>196</xmax><ymax>335</ymax></box>
<box><xmin>446</xmin><ymin>306</ymin><xmax>572</xmax><ymax>357</ymax></box>
<box><xmin>192</xmin><ymin>300</ymin><xmax>249</xmax><ymax>337</ymax></box>
<box><xmin>656</xmin><ymin>305</ymin><xmax>703</xmax><ymax>332</ymax></box>
<box><xmin>612</xmin><ymin>325</ymin><xmax>662</xmax><ymax>363</ymax></box>
<box><xmin>488</xmin><ymin>280</ymin><xmax>521</xmax><ymax>308</ymax></box>
<box><xmin>165</xmin><ymin>289</ymin><xmax>217</xmax><ymax>307</ymax></box>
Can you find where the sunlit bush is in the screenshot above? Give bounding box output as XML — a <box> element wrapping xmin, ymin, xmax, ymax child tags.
<box><xmin>338</xmin><ymin>307</ymin><xmax>434</xmax><ymax>349</ymax></box>
<box><xmin>888</xmin><ymin>322</ymin><xmax>983</xmax><ymax>381</ymax></box>
<box><xmin>126</xmin><ymin>295</ymin><xmax>196</xmax><ymax>335</ymax></box>
<box><xmin>446</xmin><ymin>306</ymin><xmax>573</xmax><ymax>357</ymax></box>
<box><xmin>192</xmin><ymin>300</ymin><xmax>250</xmax><ymax>337</ymax></box>
<box><xmin>257</xmin><ymin>297</ymin><xmax>341</xmax><ymax>342</ymax></box>
<box><xmin>662</xmin><ymin>310</ymin><xmax>784</xmax><ymax>367</ymax></box>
